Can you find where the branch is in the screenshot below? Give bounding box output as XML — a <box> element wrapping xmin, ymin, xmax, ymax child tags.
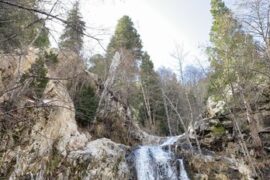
<box><xmin>0</xmin><ymin>0</ymin><xmax>106</xmax><ymax>50</ymax></box>
<box><xmin>0</xmin><ymin>0</ymin><xmax>67</xmax><ymax>23</ymax></box>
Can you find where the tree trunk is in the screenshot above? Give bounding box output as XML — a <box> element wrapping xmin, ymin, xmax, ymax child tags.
<box><xmin>161</xmin><ymin>88</ymin><xmax>172</xmax><ymax>136</ymax></box>
<box><xmin>185</xmin><ymin>91</ymin><xmax>202</xmax><ymax>155</ymax></box>
<box><xmin>240</xmin><ymin>89</ymin><xmax>263</xmax><ymax>153</ymax></box>
<box><xmin>164</xmin><ymin>94</ymin><xmax>193</xmax><ymax>151</ymax></box>
<box><xmin>141</xmin><ymin>83</ymin><xmax>153</xmax><ymax>128</ymax></box>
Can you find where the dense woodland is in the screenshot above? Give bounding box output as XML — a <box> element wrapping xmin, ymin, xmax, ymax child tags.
<box><xmin>0</xmin><ymin>0</ymin><xmax>270</xmax><ymax>178</ymax></box>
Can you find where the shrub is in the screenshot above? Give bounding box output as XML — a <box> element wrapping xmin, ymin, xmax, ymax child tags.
<box><xmin>20</xmin><ymin>53</ymin><xmax>48</xmax><ymax>99</ymax></box>
<box><xmin>74</xmin><ymin>84</ymin><xmax>99</xmax><ymax>126</ymax></box>
<box><xmin>212</xmin><ymin>124</ymin><xmax>226</xmax><ymax>136</ymax></box>
<box><xmin>33</xmin><ymin>27</ymin><xmax>50</xmax><ymax>49</ymax></box>
<box><xmin>44</xmin><ymin>50</ymin><xmax>58</xmax><ymax>66</ymax></box>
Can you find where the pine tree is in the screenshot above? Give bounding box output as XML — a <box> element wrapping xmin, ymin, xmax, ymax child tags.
<box><xmin>208</xmin><ymin>0</ymin><xmax>264</xmax><ymax>154</ymax></box>
<box><xmin>106</xmin><ymin>16</ymin><xmax>142</xmax><ymax>108</ymax></box>
<box><xmin>208</xmin><ymin>0</ymin><xmax>240</xmax><ymax>93</ymax></box>
<box><xmin>0</xmin><ymin>0</ymin><xmax>50</xmax><ymax>52</ymax></box>
<box><xmin>140</xmin><ymin>52</ymin><xmax>168</xmax><ymax>135</ymax></box>
<box><xmin>59</xmin><ymin>1</ymin><xmax>85</xmax><ymax>54</ymax></box>
<box><xmin>89</xmin><ymin>54</ymin><xmax>108</xmax><ymax>82</ymax></box>
<box><xmin>107</xmin><ymin>15</ymin><xmax>142</xmax><ymax>59</ymax></box>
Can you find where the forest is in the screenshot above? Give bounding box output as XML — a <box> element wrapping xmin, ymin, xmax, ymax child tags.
<box><xmin>0</xmin><ymin>0</ymin><xmax>269</xmax><ymax>179</ymax></box>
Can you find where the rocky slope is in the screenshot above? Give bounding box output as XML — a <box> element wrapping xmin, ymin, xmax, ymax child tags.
<box><xmin>184</xmin><ymin>96</ymin><xmax>270</xmax><ymax>179</ymax></box>
<box><xmin>0</xmin><ymin>48</ymin><xmax>269</xmax><ymax>179</ymax></box>
<box><xmin>0</xmin><ymin>49</ymin><xmax>163</xmax><ymax>179</ymax></box>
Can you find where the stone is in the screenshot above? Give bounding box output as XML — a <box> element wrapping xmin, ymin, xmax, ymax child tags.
<box><xmin>207</xmin><ymin>96</ymin><xmax>226</xmax><ymax>117</ymax></box>
<box><xmin>194</xmin><ymin>174</ymin><xmax>208</xmax><ymax>180</ymax></box>
<box><xmin>215</xmin><ymin>174</ymin><xmax>228</xmax><ymax>180</ymax></box>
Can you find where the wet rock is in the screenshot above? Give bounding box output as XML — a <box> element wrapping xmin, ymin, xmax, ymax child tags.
<box><xmin>68</xmin><ymin>138</ymin><xmax>131</xmax><ymax>180</ymax></box>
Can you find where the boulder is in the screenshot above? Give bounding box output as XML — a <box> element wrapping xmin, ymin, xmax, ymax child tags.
<box><xmin>207</xmin><ymin>96</ymin><xmax>226</xmax><ymax>118</ymax></box>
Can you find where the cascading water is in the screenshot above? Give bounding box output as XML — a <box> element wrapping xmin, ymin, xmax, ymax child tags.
<box><xmin>132</xmin><ymin>135</ymin><xmax>190</xmax><ymax>180</ymax></box>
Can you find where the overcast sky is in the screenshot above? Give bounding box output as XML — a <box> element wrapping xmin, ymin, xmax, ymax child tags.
<box><xmin>49</xmin><ymin>0</ymin><xmax>235</xmax><ymax>71</ymax></box>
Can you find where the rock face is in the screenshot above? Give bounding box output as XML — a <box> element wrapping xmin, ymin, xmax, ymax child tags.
<box><xmin>207</xmin><ymin>96</ymin><xmax>226</xmax><ymax>118</ymax></box>
<box><xmin>187</xmin><ymin>155</ymin><xmax>253</xmax><ymax>180</ymax></box>
<box><xmin>68</xmin><ymin>138</ymin><xmax>130</xmax><ymax>179</ymax></box>
<box><xmin>196</xmin><ymin>93</ymin><xmax>270</xmax><ymax>153</ymax></box>
<box><xmin>0</xmin><ymin>49</ymin><xmax>166</xmax><ymax>179</ymax></box>
<box><xmin>187</xmin><ymin>94</ymin><xmax>270</xmax><ymax>179</ymax></box>
<box><xmin>0</xmin><ymin>49</ymin><xmax>132</xmax><ymax>179</ymax></box>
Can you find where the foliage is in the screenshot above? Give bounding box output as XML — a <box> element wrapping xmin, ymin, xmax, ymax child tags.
<box><xmin>59</xmin><ymin>1</ymin><xmax>85</xmax><ymax>54</ymax></box>
<box><xmin>208</xmin><ymin>0</ymin><xmax>259</xmax><ymax>97</ymax></box>
<box><xmin>44</xmin><ymin>50</ymin><xmax>59</xmax><ymax>66</ymax></box>
<box><xmin>89</xmin><ymin>54</ymin><xmax>108</xmax><ymax>81</ymax></box>
<box><xmin>212</xmin><ymin>124</ymin><xmax>226</xmax><ymax>136</ymax></box>
<box><xmin>33</xmin><ymin>27</ymin><xmax>50</xmax><ymax>48</ymax></box>
<box><xmin>107</xmin><ymin>15</ymin><xmax>142</xmax><ymax>59</ymax></box>
<box><xmin>74</xmin><ymin>84</ymin><xmax>99</xmax><ymax>126</ymax></box>
<box><xmin>139</xmin><ymin>52</ymin><xmax>168</xmax><ymax>134</ymax></box>
<box><xmin>20</xmin><ymin>53</ymin><xmax>49</xmax><ymax>98</ymax></box>
<box><xmin>0</xmin><ymin>0</ymin><xmax>50</xmax><ymax>52</ymax></box>
<box><xmin>208</xmin><ymin>0</ymin><xmax>265</xmax><ymax>151</ymax></box>
<box><xmin>106</xmin><ymin>16</ymin><xmax>143</xmax><ymax>115</ymax></box>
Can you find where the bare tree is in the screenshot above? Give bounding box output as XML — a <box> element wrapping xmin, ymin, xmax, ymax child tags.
<box><xmin>238</xmin><ymin>0</ymin><xmax>270</xmax><ymax>65</ymax></box>
<box><xmin>171</xmin><ymin>44</ymin><xmax>202</xmax><ymax>154</ymax></box>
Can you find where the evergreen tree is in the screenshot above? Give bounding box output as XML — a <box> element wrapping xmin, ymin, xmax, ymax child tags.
<box><xmin>208</xmin><ymin>0</ymin><xmax>264</xmax><ymax>153</ymax></box>
<box><xmin>208</xmin><ymin>0</ymin><xmax>240</xmax><ymax>94</ymax></box>
<box><xmin>89</xmin><ymin>54</ymin><xmax>108</xmax><ymax>82</ymax></box>
<box><xmin>20</xmin><ymin>53</ymin><xmax>49</xmax><ymax>99</ymax></box>
<box><xmin>0</xmin><ymin>0</ymin><xmax>50</xmax><ymax>52</ymax></box>
<box><xmin>106</xmin><ymin>16</ymin><xmax>142</xmax><ymax>109</ymax></box>
<box><xmin>107</xmin><ymin>15</ymin><xmax>142</xmax><ymax>59</ymax></box>
<box><xmin>74</xmin><ymin>84</ymin><xmax>99</xmax><ymax>126</ymax></box>
<box><xmin>140</xmin><ymin>52</ymin><xmax>168</xmax><ymax>135</ymax></box>
<box><xmin>59</xmin><ymin>1</ymin><xmax>85</xmax><ymax>54</ymax></box>
<box><xmin>33</xmin><ymin>27</ymin><xmax>50</xmax><ymax>48</ymax></box>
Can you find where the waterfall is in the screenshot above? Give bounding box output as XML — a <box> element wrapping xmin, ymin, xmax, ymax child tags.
<box><xmin>178</xmin><ymin>159</ymin><xmax>189</xmax><ymax>180</ymax></box>
<box><xmin>132</xmin><ymin>135</ymin><xmax>190</xmax><ymax>180</ymax></box>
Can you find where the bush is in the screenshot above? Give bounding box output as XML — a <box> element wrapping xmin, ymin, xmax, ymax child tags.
<box><xmin>212</xmin><ymin>124</ymin><xmax>226</xmax><ymax>136</ymax></box>
<box><xmin>74</xmin><ymin>85</ymin><xmax>99</xmax><ymax>126</ymax></box>
<box><xmin>33</xmin><ymin>27</ymin><xmax>50</xmax><ymax>49</ymax></box>
<box><xmin>44</xmin><ymin>50</ymin><xmax>58</xmax><ymax>66</ymax></box>
<box><xmin>20</xmin><ymin>53</ymin><xmax>48</xmax><ymax>99</ymax></box>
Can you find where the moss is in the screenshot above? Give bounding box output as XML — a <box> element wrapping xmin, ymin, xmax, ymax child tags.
<box><xmin>67</xmin><ymin>158</ymin><xmax>90</xmax><ymax>178</ymax></box>
<box><xmin>112</xmin><ymin>156</ymin><xmax>123</xmax><ymax>175</ymax></box>
<box><xmin>45</xmin><ymin>140</ymin><xmax>63</xmax><ymax>176</ymax></box>
<box><xmin>212</xmin><ymin>124</ymin><xmax>226</xmax><ymax>136</ymax></box>
<box><xmin>46</xmin><ymin>153</ymin><xmax>62</xmax><ymax>175</ymax></box>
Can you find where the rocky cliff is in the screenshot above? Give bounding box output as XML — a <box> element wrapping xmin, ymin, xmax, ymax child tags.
<box><xmin>0</xmin><ymin>49</ymin><xmax>164</xmax><ymax>179</ymax></box>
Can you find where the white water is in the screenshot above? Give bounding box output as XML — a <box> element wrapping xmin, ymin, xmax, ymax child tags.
<box><xmin>133</xmin><ymin>135</ymin><xmax>190</xmax><ymax>180</ymax></box>
<box><xmin>161</xmin><ymin>135</ymin><xmax>184</xmax><ymax>147</ymax></box>
<box><xmin>178</xmin><ymin>159</ymin><xmax>189</xmax><ymax>180</ymax></box>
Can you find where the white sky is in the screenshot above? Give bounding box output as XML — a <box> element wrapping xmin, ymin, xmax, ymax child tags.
<box><xmin>48</xmin><ymin>0</ymin><xmax>234</xmax><ymax>71</ymax></box>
